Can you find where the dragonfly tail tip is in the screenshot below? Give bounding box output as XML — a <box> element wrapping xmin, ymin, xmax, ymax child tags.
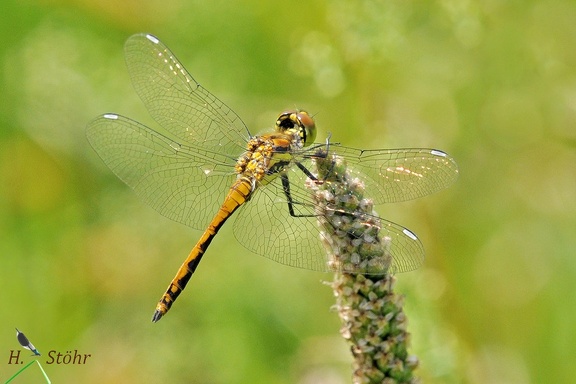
<box><xmin>151</xmin><ymin>310</ymin><xmax>164</xmax><ymax>323</ymax></box>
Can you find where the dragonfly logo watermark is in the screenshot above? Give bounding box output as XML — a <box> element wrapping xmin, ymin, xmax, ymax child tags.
<box><xmin>15</xmin><ymin>328</ymin><xmax>41</xmax><ymax>356</ymax></box>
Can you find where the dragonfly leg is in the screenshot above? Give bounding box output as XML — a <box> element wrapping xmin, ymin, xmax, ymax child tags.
<box><xmin>299</xmin><ymin>134</ymin><xmax>334</xmax><ymax>182</ymax></box>
<box><xmin>295</xmin><ymin>133</ymin><xmax>332</xmax><ymax>181</ymax></box>
<box><xmin>281</xmin><ymin>173</ymin><xmax>298</xmax><ymax>217</ymax></box>
<box><xmin>295</xmin><ymin>162</ymin><xmax>317</xmax><ymax>181</ymax></box>
<box><xmin>280</xmin><ymin>172</ymin><xmax>317</xmax><ymax>218</ymax></box>
<box><xmin>281</xmin><ymin>137</ymin><xmax>334</xmax><ymax>218</ymax></box>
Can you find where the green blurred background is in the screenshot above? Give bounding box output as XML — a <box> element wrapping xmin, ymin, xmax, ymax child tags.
<box><xmin>1</xmin><ymin>0</ymin><xmax>575</xmax><ymax>383</ymax></box>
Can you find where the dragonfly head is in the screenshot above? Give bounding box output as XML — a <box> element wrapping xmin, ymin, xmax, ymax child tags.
<box><xmin>276</xmin><ymin>110</ymin><xmax>317</xmax><ymax>147</ymax></box>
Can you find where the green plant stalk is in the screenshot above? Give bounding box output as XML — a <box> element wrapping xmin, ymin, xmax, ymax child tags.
<box><xmin>5</xmin><ymin>359</ymin><xmax>51</xmax><ymax>384</ymax></box>
<box><xmin>308</xmin><ymin>151</ymin><xmax>419</xmax><ymax>383</ymax></box>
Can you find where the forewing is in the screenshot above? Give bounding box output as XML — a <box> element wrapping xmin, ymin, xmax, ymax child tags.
<box><xmin>124</xmin><ymin>33</ymin><xmax>250</xmax><ymax>155</ymax></box>
<box><xmin>86</xmin><ymin>113</ymin><xmax>236</xmax><ymax>231</ymax></box>
<box><xmin>332</xmin><ymin>147</ymin><xmax>459</xmax><ymax>204</ymax></box>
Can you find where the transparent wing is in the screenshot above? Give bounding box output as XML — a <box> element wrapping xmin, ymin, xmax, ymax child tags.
<box><xmin>86</xmin><ymin>113</ymin><xmax>236</xmax><ymax>231</ymax></box>
<box><xmin>233</xmin><ymin>158</ymin><xmax>425</xmax><ymax>273</ymax></box>
<box><xmin>331</xmin><ymin>146</ymin><xmax>459</xmax><ymax>204</ymax></box>
<box><xmin>124</xmin><ymin>33</ymin><xmax>250</xmax><ymax>155</ymax></box>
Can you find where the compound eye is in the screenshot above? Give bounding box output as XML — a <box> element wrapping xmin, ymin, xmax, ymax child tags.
<box><xmin>296</xmin><ymin>112</ymin><xmax>314</xmax><ymax>131</ymax></box>
<box><xmin>296</xmin><ymin>111</ymin><xmax>317</xmax><ymax>146</ymax></box>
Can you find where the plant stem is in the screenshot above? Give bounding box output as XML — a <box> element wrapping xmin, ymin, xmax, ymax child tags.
<box><xmin>307</xmin><ymin>150</ymin><xmax>419</xmax><ymax>383</ymax></box>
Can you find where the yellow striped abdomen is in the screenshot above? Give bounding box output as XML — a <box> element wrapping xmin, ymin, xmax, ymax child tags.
<box><xmin>152</xmin><ymin>177</ymin><xmax>253</xmax><ymax>322</ymax></box>
<box><xmin>152</xmin><ymin>132</ymin><xmax>296</xmax><ymax>322</ymax></box>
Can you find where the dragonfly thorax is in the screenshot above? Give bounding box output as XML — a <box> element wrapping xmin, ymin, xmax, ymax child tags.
<box><xmin>235</xmin><ymin>137</ymin><xmax>275</xmax><ymax>181</ymax></box>
<box><xmin>235</xmin><ymin>129</ymin><xmax>301</xmax><ymax>190</ymax></box>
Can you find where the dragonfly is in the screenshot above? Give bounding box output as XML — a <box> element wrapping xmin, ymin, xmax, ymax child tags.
<box><xmin>16</xmin><ymin>328</ymin><xmax>41</xmax><ymax>356</ymax></box>
<box><xmin>86</xmin><ymin>34</ymin><xmax>458</xmax><ymax>322</ymax></box>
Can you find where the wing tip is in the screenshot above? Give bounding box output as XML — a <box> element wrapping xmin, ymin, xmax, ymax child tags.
<box><xmin>103</xmin><ymin>113</ymin><xmax>119</xmax><ymax>120</ymax></box>
<box><xmin>430</xmin><ymin>149</ymin><xmax>448</xmax><ymax>157</ymax></box>
<box><xmin>145</xmin><ymin>34</ymin><xmax>160</xmax><ymax>44</ymax></box>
